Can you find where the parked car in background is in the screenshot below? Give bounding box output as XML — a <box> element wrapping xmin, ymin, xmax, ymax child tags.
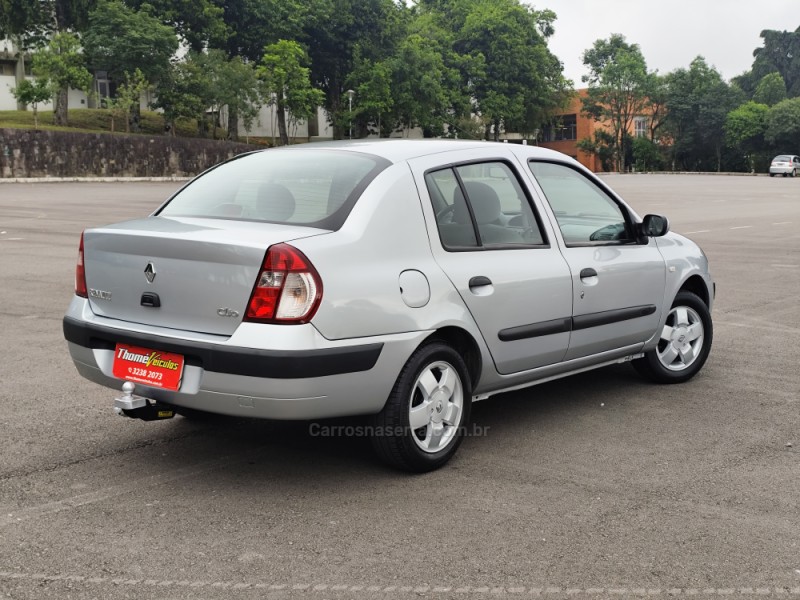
<box><xmin>63</xmin><ymin>140</ymin><xmax>714</xmax><ymax>472</ymax></box>
<box><xmin>769</xmin><ymin>155</ymin><xmax>800</xmax><ymax>177</ymax></box>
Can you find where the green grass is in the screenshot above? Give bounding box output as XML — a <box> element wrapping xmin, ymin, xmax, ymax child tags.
<box><xmin>0</xmin><ymin>108</ymin><xmax>231</xmax><ymax>140</ymax></box>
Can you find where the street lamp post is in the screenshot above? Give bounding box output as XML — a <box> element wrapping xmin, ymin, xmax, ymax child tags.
<box><xmin>346</xmin><ymin>89</ymin><xmax>355</xmax><ymax>140</ymax></box>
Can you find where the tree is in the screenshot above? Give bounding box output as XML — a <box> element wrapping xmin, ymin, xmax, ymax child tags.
<box><xmin>581</xmin><ymin>34</ymin><xmax>651</xmax><ymax>171</ymax></box>
<box><xmin>31</xmin><ymin>31</ymin><xmax>93</xmax><ymax>126</ymax></box>
<box><xmin>216</xmin><ymin>55</ymin><xmax>262</xmax><ymax>141</ymax></box>
<box><xmin>765</xmin><ymin>97</ymin><xmax>800</xmax><ymax>150</ymax></box>
<box><xmin>725</xmin><ymin>101</ymin><xmax>769</xmax><ymax>172</ymax></box>
<box><xmin>150</xmin><ymin>57</ymin><xmax>208</xmax><ymax>136</ymax></box>
<box><xmin>10</xmin><ymin>78</ymin><xmax>52</xmax><ymax>127</ymax></box>
<box><xmin>305</xmin><ymin>0</ymin><xmax>406</xmax><ymax>139</ymax></box>
<box><xmin>752</xmin><ymin>72</ymin><xmax>787</xmax><ymax>106</ymax></box>
<box><xmin>258</xmin><ymin>40</ymin><xmax>324</xmax><ymax>145</ymax></box>
<box><xmin>664</xmin><ymin>57</ymin><xmax>745</xmax><ymax>172</ymax></box>
<box><xmin>106</xmin><ymin>68</ymin><xmax>149</xmax><ymax>133</ymax></box>
<box><xmin>451</xmin><ymin>0</ymin><xmax>569</xmax><ymax>140</ymax></box>
<box><xmin>83</xmin><ymin>0</ymin><xmax>178</xmax><ymax>131</ymax></box>
<box><xmin>751</xmin><ymin>27</ymin><xmax>800</xmax><ymax>97</ymax></box>
<box><xmin>124</xmin><ymin>0</ymin><xmax>227</xmax><ymax>51</ymax></box>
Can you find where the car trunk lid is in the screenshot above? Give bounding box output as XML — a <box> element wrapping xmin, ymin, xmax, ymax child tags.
<box><xmin>82</xmin><ymin>216</ymin><xmax>329</xmax><ymax>336</ymax></box>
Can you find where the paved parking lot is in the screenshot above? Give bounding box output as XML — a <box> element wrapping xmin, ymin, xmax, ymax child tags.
<box><xmin>0</xmin><ymin>175</ymin><xmax>799</xmax><ymax>599</ymax></box>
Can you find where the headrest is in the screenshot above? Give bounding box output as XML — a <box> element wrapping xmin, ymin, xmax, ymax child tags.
<box><xmin>256</xmin><ymin>182</ymin><xmax>295</xmax><ymax>221</ymax></box>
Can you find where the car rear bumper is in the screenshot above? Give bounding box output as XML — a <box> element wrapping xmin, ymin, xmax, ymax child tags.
<box><xmin>769</xmin><ymin>166</ymin><xmax>794</xmax><ymax>174</ymax></box>
<box><xmin>63</xmin><ymin>297</ymin><xmax>429</xmax><ymax>420</ymax></box>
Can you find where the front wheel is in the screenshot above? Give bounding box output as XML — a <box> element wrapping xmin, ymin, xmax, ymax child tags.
<box><xmin>633</xmin><ymin>291</ymin><xmax>713</xmax><ymax>384</ymax></box>
<box><xmin>371</xmin><ymin>342</ymin><xmax>472</xmax><ymax>472</ymax></box>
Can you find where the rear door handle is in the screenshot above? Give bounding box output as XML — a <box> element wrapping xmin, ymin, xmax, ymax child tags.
<box><xmin>580</xmin><ymin>268</ymin><xmax>597</xmax><ymax>279</ymax></box>
<box><xmin>469</xmin><ymin>276</ymin><xmax>492</xmax><ymax>288</ymax></box>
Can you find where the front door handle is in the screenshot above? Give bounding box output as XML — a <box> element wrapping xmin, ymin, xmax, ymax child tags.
<box><xmin>580</xmin><ymin>268</ymin><xmax>597</xmax><ymax>279</ymax></box>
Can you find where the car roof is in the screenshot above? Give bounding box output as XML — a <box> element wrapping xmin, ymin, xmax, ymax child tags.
<box><xmin>278</xmin><ymin>138</ymin><xmax>570</xmax><ymax>164</ymax></box>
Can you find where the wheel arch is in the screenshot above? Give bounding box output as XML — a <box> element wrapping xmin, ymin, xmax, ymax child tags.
<box><xmin>422</xmin><ymin>326</ymin><xmax>483</xmax><ymax>390</ymax></box>
<box><xmin>678</xmin><ymin>274</ymin><xmax>710</xmax><ymax>307</ymax></box>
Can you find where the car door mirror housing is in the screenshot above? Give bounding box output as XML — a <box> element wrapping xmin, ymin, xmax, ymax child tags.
<box><xmin>640</xmin><ymin>214</ymin><xmax>670</xmax><ymax>238</ymax></box>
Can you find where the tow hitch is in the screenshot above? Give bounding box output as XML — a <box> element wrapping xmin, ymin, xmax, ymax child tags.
<box><xmin>114</xmin><ymin>382</ymin><xmax>176</xmax><ymax>421</ymax></box>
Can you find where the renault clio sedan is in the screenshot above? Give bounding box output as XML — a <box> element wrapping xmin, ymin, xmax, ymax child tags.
<box><xmin>64</xmin><ymin>140</ymin><xmax>714</xmax><ymax>472</ymax></box>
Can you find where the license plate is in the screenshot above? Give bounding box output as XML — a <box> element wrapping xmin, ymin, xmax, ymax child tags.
<box><xmin>112</xmin><ymin>343</ymin><xmax>184</xmax><ymax>391</ymax></box>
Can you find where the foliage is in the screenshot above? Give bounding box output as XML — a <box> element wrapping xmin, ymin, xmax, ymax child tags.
<box><xmin>752</xmin><ymin>27</ymin><xmax>800</xmax><ymax>97</ymax></box>
<box><xmin>725</xmin><ymin>101</ymin><xmax>769</xmax><ymax>172</ymax></box>
<box><xmin>83</xmin><ymin>0</ymin><xmax>178</xmax><ymax>84</ymax></box>
<box><xmin>452</xmin><ymin>0</ymin><xmax>569</xmax><ymax>139</ymax></box>
<box><xmin>259</xmin><ymin>40</ymin><xmax>325</xmax><ymax>145</ymax></box>
<box><xmin>10</xmin><ymin>78</ymin><xmax>52</xmax><ymax>127</ymax></box>
<box><xmin>124</xmin><ymin>0</ymin><xmax>227</xmax><ymax>51</ymax></box>
<box><xmin>305</xmin><ymin>0</ymin><xmax>406</xmax><ymax>138</ymax></box>
<box><xmin>576</xmin><ymin>130</ymin><xmax>616</xmax><ymax>172</ymax></box>
<box><xmin>31</xmin><ymin>31</ymin><xmax>93</xmax><ymax>126</ymax></box>
<box><xmin>106</xmin><ymin>68</ymin><xmax>149</xmax><ymax>133</ymax></box>
<box><xmin>0</xmin><ymin>0</ymin><xmax>97</xmax><ymax>45</ymax></box>
<box><xmin>150</xmin><ymin>56</ymin><xmax>209</xmax><ymax>136</ymax></box>
<box><xmin>631</xmin><ymin>136</ymin><xmax>664</xmax><ymax>172</ymax></box>
<box><xmin>752</xmin><ymin>72</ymin><xmax>787</xmax><ymax>106</ymax></box>
<box><xmin>580</xmin><ymin>34</ymin><xmax>652</xmax><ymax>171</ymax></box>
<box><xmin>764</xmin><ymin>97</ymin><xmax>800</xmax><ymax>150</ymax></box>
<box><xmin>664</xmin><ymin>57</ymin><xmax>744</xmax><ymax>172</ymax></box>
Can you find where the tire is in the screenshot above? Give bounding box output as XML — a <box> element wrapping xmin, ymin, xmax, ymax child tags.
<box><xmin>793</xmin><ymin>170</ymin><xmax>797</xmax><ymax>178</ymax></box>
<box><xmin>633</xmin><ymin>290</ymin><xmax>713</xmax><ymax>384</ymax></box>
<box><xmin>770</xmin><ymin>173</ymin><xmax>775</xmax><ymax>177</ymax></box>
<box><xmin>371</xmin><ymin>342</ymin><xmax>472</xmax><ymax>472</ymax></box>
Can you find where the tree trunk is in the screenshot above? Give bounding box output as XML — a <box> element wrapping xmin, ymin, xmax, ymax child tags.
<box><xmin>128</xmin><ymin>103</ymin><xmax>141</xmax><ymax>133</ymax></box>
<box><xmin>54</xmin><ymin>87</ymin><xmax>68</xmax><ymax>126</ymax></box>
<box><xmin>484</xmin><ymin>123</ymin><xmax>492</xmax><ymax>141</ymax></box>
<box><xmin>277</xmin><ymin>98</ymin><xmax>289</xmax><ymax>146</ymax></box>
<box><xmin>493</xmin><ymin>119</ymin><xmax>500</xmax><ymax>142</ymax></box>
<box><xmin>228</xmin><ymin>106</ymin><xmax>240</xmax><ymax>142</ymax></box>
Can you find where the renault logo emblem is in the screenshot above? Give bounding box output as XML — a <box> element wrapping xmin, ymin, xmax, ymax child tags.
<box><xmin>144</xmin><ymin>262</ymin><xmax>156</xmax><ymax>284</ymax></box>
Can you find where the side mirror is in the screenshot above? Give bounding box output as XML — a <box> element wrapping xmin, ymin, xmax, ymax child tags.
<box><xmin>640</xmin><ymin>214</ymin><xmax>670</xmax><ymax>238</ymax></box>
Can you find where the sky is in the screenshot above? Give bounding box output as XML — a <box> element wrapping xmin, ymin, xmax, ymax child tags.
<box><xmin>525</xmin><ymin>0</ymin><xmax>798</xmax><ymax>85</ymax></box>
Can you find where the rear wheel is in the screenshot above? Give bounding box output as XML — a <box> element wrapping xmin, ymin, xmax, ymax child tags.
<box><xmin>793</xmin><ymin>169</ymin><xmax>797</xmax><ymax>178</ymax></box>
<box><xmin>371</xmin><ymin>342</ymin><xmax>472</xmax><ymax>472</ymax></box>
<box><xmin>633</xmin><ymin>291</ymin><xmax>712</xmax><ymax>384</ymax></box>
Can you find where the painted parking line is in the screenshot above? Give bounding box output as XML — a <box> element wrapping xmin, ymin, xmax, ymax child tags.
<box><xmin>773</xmin><ymin>221</ymin><xmax>792</xmax><ymax>225</ymax></box>
<box><xmin>730</xmin><ymin>225</ymin><xmax>753</xmax><ymax>230</ymax></box>
<box><xmin>683</xmin><ymin>230</ymin><xmax>710</xmax><ymax>234</ymax></box>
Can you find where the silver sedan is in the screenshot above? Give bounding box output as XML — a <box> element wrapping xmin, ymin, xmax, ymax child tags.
<box><xmin>63</xmin><ymin>140</ymin><xmax>714</xmax><ymax>471</ymax></box>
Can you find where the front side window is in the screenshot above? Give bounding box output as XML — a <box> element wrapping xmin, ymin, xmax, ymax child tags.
<box><xmin>425</xmin><ymin>161</ymin><xmax>546</xmax><ymax>250</ymax></box>
<box><xmin>157</xmin><ymin>150</ymin><xmax>388</xmax><ymax>230</ymax></box>
<box><xmin>528</xmin><ymin>161</ymin><xmax>631</xmax><ymax>245</ymax></box>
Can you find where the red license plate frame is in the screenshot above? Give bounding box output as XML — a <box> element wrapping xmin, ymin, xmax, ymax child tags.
<box><xmin>112</xmin><ymin>343</ymin><xmax>185</xmax><ymax>391</ymax></box>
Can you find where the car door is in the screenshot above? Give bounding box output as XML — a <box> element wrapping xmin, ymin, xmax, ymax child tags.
<box><xmin>527</xmin><ymin>160</ymin><xmax>667</xmax><ymax>361</ymax></box>
<box><xmin>409</xmin><ymin>155</ymin><xmax>573</xmax><ymax>375</ymax></box>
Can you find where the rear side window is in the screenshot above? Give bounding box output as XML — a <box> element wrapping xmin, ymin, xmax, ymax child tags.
<box><xmin>425</xmin><ymin>161</ymin><xmax>546</xmax><ymax>250</ymax></box>
<box><xmin>157</xmin><ymin>150</ymin><xmax>389</xmax><ymax>230</ymax></box>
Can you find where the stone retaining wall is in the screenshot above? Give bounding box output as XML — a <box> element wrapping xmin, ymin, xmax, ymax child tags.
<box><xmin>0</xmin><ymin>129</ymin><xmax>256</xmax><ymax>178</ymax></box>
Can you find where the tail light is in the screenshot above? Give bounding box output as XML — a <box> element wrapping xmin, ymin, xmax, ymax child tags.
<box><xmin>75</xmin><ymin>232</ymin><xmax>88</xmax><ymax>298</ymax></box>
<box><xmin>245</xmin><ymin>243</ymin><xmax>322</xmax><ymax>324</ymax></box>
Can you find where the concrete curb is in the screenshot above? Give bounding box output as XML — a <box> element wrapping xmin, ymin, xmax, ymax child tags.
<box><xmin>0</xmin><ymin>176</ymin><xmax>193</xmax><ymax>183</ymax></box>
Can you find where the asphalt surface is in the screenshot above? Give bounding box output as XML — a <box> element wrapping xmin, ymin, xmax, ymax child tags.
<box><xmin>0</xmin><ymin>175</ymin><xmax>798</xmax><ymax>599</ymax></box>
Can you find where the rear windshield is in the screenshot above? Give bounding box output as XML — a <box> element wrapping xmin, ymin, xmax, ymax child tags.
<box><xmin>774</xmin><ymin>155</ymin><xmax>792</xmax><ymax>161</ymax></box>
<box><xmin>157</xmin><ymin>149</ymin><xmax>389</xmax><ymax>230</ymax></box>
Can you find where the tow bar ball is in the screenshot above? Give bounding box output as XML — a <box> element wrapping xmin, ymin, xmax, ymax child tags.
<box><xmin>113</xmin><ymin>381</ymin><xmax>176</xmax><ymax>421</ymax></box>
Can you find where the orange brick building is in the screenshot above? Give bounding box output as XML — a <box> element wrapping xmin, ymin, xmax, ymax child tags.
<box><xmin>535</xmin><ymin>88</ymin><xmax>657</xmax><ymax>173</ymax></box>
<box><xmin>537</xmin><ymin>89</ymin><xmax>601</xmax><ymax>172</ymax></box>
